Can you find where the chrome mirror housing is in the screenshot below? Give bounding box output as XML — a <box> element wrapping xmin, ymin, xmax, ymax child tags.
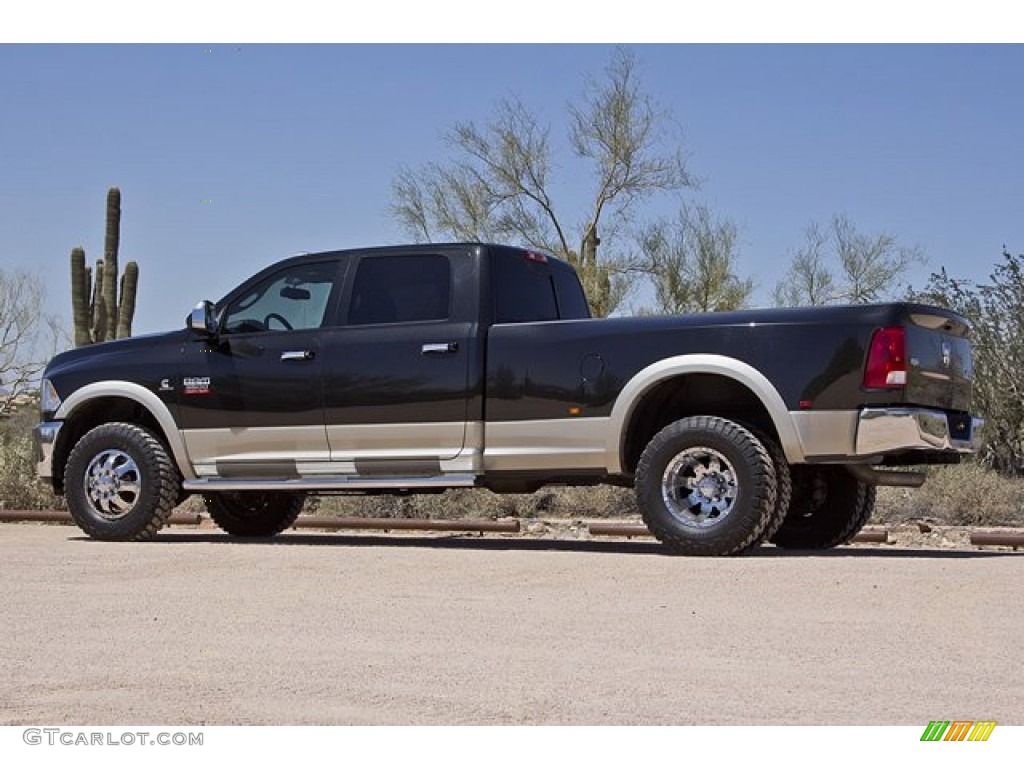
<box><xmin>186</xmin><ymin>300</ymin><xmax>218</xmax><ymax>335</ymax></box>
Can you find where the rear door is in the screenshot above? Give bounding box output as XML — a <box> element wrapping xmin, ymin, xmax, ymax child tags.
<box><xmin>320</xmin><ymin>249</ymin><xmax>477</xmax><ymax>472</ymax></box>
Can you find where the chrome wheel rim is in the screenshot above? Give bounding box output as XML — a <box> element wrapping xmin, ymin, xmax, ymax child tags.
<box><xmin>83</xmin><ymin>449</ymin><xmax>142</xmax><ymax>519</ymax></box>
<box><xmin>662</xmin><ymin>446</ymin><xmax>739</xmax><ymax>528</ymax></box>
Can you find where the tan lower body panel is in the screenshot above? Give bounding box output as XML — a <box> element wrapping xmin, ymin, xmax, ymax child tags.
<box><xmin>483</xmin><ymin>417</ymin><xmax>610</xmax><ymax>472</ymax></box>
<box><xmin>326</xmin><ymin>420</ymin><xmax>470</xmax><ymax>461</ymax></box>
<box><xmin>183</xmin><ymin>425</ymin><xmax>330</xmax><ymax>477</ymax></box>
<box><xmin>184</xmin><ymin>422</ymin><xmax>482</xmax><ymax>478</ymax></box>
<box><xmin>789</xmin><ymin>410</ymin><xmax>859</xmax><ymax>460</ymax></box>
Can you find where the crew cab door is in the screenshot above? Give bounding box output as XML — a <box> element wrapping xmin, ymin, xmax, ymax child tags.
<box><xmin>176</xmin><ymin>258</ymin><xmax>344</xmax><ymax>478</ymax></box>
<box><xmin>320</xmin><ymin>250</ymin><xmax>476</xmax><ymax>471</ymax></box>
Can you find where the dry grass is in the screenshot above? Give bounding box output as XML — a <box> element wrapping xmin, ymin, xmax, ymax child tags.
<box><xmin>873</xmin><ymin>463</ymin><xmax>1024</xmax><ymax>526</ymax></box>
<box><xmin>310</xmin><ymin>463</ymin><xmax>1024</xmax><ymax>528</ymax></box>
<box><xmin>0</xmin><ymin>416</ymin><xmax>64</xmax><ymax>511</ymax></box>
<box><xmin>306</xmin><ymin>484</ymin><xmax>638</xmax><ymax>520</ymax></box>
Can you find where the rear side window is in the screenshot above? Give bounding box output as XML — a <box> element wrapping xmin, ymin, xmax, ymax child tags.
<box><xmin>493</xmin><ymin>252</ymin><xmax>590</xmax><ymax>323</ymax></box>
<box><xmin>552</xmin><ymin>267</ymin><xmax>591</xmax><ymax>319</ymax></box>
<box><xmin>348</xmin><ymin>254</ymin><xmax>450</xmax><ymax>325</ymax></box>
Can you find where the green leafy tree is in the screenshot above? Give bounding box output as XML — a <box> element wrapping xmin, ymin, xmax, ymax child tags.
<box><xmin>638</xmin><ymin>203</ymin><xmax>754</xmax><ymax>314</ymax></box>
<box><xmin>391</xmin><ymin>47</ymin><xmax>694</xmax><ymax>317</ymax></box>
<box><xmin>774</xmin><ymin>214</ymin><xmax>924</xmax><ymax>306</ymax></box>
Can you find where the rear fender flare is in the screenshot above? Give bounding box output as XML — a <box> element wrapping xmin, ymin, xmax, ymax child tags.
<box><xmin>606</xmin><ymin>354</ymin><xmax>804</xmax><ymax>473</ymax></box>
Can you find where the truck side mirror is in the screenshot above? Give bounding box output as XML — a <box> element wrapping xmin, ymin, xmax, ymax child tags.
<box><xmin>187</xmin><ymin>300</ymin><xmax>219</xmax><ymax>336</ymax></box>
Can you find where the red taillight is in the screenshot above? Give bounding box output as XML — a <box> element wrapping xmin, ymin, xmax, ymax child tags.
<box><xmin>864</xmin><ymin>326</ymin><xmax>907</xmax><ymax>389</ymax></box>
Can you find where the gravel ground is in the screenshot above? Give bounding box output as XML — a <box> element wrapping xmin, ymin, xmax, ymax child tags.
<box><xmin>1</xmin><ymin>522</ymin><xmax>1022</xmax><ymax>725</ymax></box>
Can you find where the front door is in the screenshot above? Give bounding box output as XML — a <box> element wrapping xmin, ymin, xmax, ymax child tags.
<box><xmin>176</xmin><ymin>258</ymin><xmax>343</xmax><ymax>479</ymax></box>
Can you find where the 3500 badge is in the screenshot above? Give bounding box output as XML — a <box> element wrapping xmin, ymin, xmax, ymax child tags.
<box><xmin>182</xmin><ymin>377</ymin><xmax>211</xmax><ymax>395</ymax></box>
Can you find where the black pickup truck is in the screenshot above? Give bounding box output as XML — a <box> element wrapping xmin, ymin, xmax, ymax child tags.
<box><xmin>35</xmin><ymin>243</ymin><xmax>983</xmax><ymax>555</ymax></box>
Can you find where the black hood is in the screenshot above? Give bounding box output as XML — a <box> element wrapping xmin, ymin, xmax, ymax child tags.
<box><xmin>44</xmin><ymin>330</ymin><xmax>186</xmax><ymax>378</ymax></box>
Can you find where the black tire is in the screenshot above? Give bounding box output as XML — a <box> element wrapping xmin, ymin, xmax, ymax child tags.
<box><xmin>64</xmin><ymin>422</ymin><xmax>180</xmax><ymax>541</ymax></box>
<box><xmin>205</xmin><ymin>492</ymin><xmax>304</xmax><ymax>537</ymax></box>
<box><xmin>769</xmin><ymin>466</ymin><xmax>874</xmax><ymax>549</ymax></box>
<box><xmin>737</xmin><ymin>427</ymin><xmax>793</xmax><ymax>552</ymax></box>
<box><xmin>635</xmin><ymin>416</ymin><xmax>778</xmax><ymax>556</ymax></box>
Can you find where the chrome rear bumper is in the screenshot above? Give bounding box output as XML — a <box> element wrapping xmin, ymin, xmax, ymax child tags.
<box><xmin>855</xmin><ymin>408</ymin><xmax>983</xmax><ymax>456</ymax></box>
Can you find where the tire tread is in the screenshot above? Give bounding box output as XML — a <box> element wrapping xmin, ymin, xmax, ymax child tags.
<box><xmin>206</xmin><ymin>492</ymin><xmax>304</xmax><ymax>537</ymax></box>
<box><xmin>65</xmin><ymin>422</ymin><xmax>179</xmax><ymax>541</ymax></box>
<box><xmin>635</xmin><ymin>415</ymin><xmax>777</xmax><ymax>556</ymax></box>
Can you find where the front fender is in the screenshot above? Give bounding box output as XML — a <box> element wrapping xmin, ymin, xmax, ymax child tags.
<box><xmin>54</xmin><ymin>381</ymin><xmax>195</xmax><ymax>481</ymax></box>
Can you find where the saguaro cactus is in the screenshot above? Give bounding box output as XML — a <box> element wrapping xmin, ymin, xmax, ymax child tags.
<box><xmin>70</xmin><ymin>187</ymin><xmax>140</xmax><ymax>346</ymax></box>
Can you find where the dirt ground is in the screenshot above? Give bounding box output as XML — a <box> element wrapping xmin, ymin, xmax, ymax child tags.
<box><xmin>1</xmin><ymin>523</ymin><xmax>1021</xmax><ymax>725</ymax></box>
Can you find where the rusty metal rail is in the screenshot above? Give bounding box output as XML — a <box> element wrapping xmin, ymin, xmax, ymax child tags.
<box><xmin>4</xmin><ymin>510</ymin><xmax>1020</xmax><ymax>546</ymax></box>
<box><xmin>969</xmin><ymin>532</ymin><xmax>1024</xmax><ymax>548</ymax></box>
<box><xmin>0</xmin><ymin>509</ymin><xmax>519</xmax><ymax>535</ymax></box>
<box><xmin>850</xmin><ymin>530</ymin><xmax>888</xmax><ymax>544</ymax></box>
<box><xmin>0</xmin><ymin>509</ymin><xmax>202</xmax><ymax>526</ymax></box>
<box><xmin>587</xmin><ymin>523</ymin><xmax>651</xmax><ymax>538</ymax></box>
<box><xmin>587</xmin><ymin>521</ymin><xmax>889</xmax><ymax>544</ymax></box>
<box><xmin>291</xmin><ymin>516</ymin><xmax>520</xmax><ymax>533</ymax></box>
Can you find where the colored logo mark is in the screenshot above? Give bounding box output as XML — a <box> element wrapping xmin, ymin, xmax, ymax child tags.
<box><xmin>920</xmin><ymin>720</ymin><xmax>996</xmax><ymax>742</ymax></box>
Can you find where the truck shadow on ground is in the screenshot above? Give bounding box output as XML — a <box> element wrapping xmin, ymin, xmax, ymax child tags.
<box><xmin>73</xmin><ymin>532</ymin><xmax>1022</xmax><ymax>559</ymax></box>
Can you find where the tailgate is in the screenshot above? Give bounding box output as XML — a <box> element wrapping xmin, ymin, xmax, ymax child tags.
<box><xmin>903</xmin><ymin>309</ymin><xmax>973</xmax><ymax>412</ymax></box>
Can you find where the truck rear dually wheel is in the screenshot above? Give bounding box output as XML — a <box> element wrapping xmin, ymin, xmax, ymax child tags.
<box><xmin>734</xmin><ymin>426</ymin><xmax>792</xmax><ymax>553</ymax></box>
<box><xmin>64</xmin><ymin>422</ymin><xmax>180</xmax><ymax>541</ymax></box>
<box><xmin>206</xmin><ymin>492</ymin><xmax>304</xmax><ymax>537</ymax></box>
<box><xmin>635</xmin><ymin>416</ymin><xmax>778</xmax><ymax>556</ymax></box>
<box><xmin>769</xmin><ymin>466</ymin><xmax>875</xmax><ymax>549</ymax></box>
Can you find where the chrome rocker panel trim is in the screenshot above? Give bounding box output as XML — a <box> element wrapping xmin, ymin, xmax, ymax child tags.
<box><xmin>183</xmin><ymin>474</ymin><xmax>477</xmax><ymax>492</ymax></box>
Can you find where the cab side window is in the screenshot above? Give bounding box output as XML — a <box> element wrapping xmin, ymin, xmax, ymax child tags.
<box><xmin>347</xmin><ymin>255</ymin><xmax>450</xmax><ymax>325</ymax></box>
<box><xmin>221</xmin><ymin>261</ymin><xmax>338</xmax><ymax>334</ymax></box>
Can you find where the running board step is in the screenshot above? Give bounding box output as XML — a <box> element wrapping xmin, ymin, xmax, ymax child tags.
<box><xmin>183</xmin><ymin>474</ymin><xmax>478</xmax><ymax>492</ymax></box>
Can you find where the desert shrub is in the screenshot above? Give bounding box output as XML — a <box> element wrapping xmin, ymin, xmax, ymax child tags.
<box><xmin>874</xmin><ymin>462</ymin><xmax>1024</xmax><ymax>526</ymax></box>
<box><xmin>306</xmin><ymin>484</ymin><xmax>638</xmax><ymax>520</ymax></box>
<box><xmin>913</xmin><ymin>249</ymin><xmax>1024</xmax><ymax>475</ymax></box>
<box><xmin>0</xmin><ymin>415</ymin><xmax>62</xmax><ymax>510</ymax></box>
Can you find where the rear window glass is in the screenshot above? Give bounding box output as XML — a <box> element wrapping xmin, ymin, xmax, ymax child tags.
<box><xmin>493</xmin><ymin>253</ymin><xmax>589</xmax><ymax>323</ymax></box>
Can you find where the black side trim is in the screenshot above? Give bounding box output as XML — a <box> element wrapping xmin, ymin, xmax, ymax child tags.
<box><xmin>215</xmin><ymin>461</ymin><xmax>300</xmax><ymax>479</ymax></box>
<box><xmin>353</xmin><ymin>459</ymin><xmax>442</xmax><ymax>476</ymax></box>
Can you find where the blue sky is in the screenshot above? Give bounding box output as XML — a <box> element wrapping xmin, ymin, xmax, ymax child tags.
<box><xmin>1</xmin><ymin>43</ymin><xmax>1021</xmax><ymax>334</ymax></box>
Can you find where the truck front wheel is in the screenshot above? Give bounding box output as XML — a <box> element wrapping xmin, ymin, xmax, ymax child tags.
<box><xmin>635</xmin><ymin>416</ymin><xmax>778</xmax><ymax>556</ymax></box>
<box><xmin>64</xmin><ymin>422</ymin><xmax>180</xmax><ymax>541</ymax></box>
<box><xmin>205</xmin><ymin>492</ymin><xmax>304</xmax><ymax>537</ymax></box>
<box><xmin>769</xmin><ymin>466</ymin><xmax>875</xmax><ymax>549</ymax></box>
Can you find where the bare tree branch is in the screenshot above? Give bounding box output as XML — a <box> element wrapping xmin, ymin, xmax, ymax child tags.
<box><xmin>775</xmin><ymin>215</ymin><xmax>924</xmax><ymax>306</ymax></box>
<box><xmin>0</xmin><ymin>269</ymin><xmax>62</xmax><ymax>417</ymax></box>
<box><xmin>774</xmin><ymin>223</ymin><xmax>836</xmax><ymax>306</ymax></box>
<box><xmin>638</xmin><ymin>203</ymin><xmax>753</xmax><ymax>315</ymax></box>
<box><xmin>388</xmin><ymin>47</ymin><xmax>692</xmax><ymax>317</ymax></box>
<box><xmin>569</xmin><ymin>47</ymin><xmax>694</xmax><ymax>230</ymax></box>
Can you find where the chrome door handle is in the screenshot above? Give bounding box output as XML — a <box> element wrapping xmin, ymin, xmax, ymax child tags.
<box><xmin>281</xmin><ymin>350</ymin><xmax>315</xmax><ymax>361</ymax></box>
<box><xmin>421</xmin><ymin>342</ymin><xmax>458</xmax><ymax>355</ymax></box>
